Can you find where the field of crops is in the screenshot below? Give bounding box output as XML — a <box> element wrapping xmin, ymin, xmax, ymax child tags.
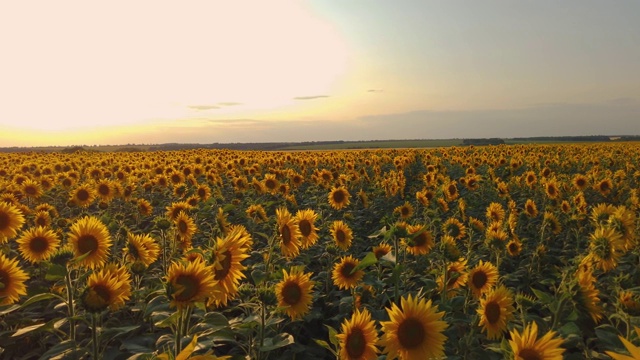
<box><xmin>0</xmin><ymin>143</ymin><xmax>639</xmax><ymax>359</ymax></box>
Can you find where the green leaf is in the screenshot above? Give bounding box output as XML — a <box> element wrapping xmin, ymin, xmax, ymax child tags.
<box><xmin>530</xmin><ymin>288</ymin><xmax>553</xmax><ymax>305</ymax></box>
<box><xmin>12</xmin><ymin>323</ymin><xmax>47</xmax><ymax>337</ymax></box>
<box><xmin>0</xmin><ymin>293</ymin><xmax>65</xmax><ymax>316</ymax></box>
<box><xmin>154</xmin><ymin>311</ymin><xmax>179</xmax><ymax>328</ymax></box>
<box><xmin>45</xmin><ymin>264</ymin><xmax>68</xmax><ymax>281</ymax></box>
<box><xmin>69</xmin><ymin>250</ymin><xmax>93</xmax><ymax>265</ymax></box>
<box><xmin>351</xmin><ymin>252</ymin><xmax>377</xmax><ymax>274</ymax></box>
<box><xmin>259</xmin><ymin>333</ymin><xmax>294</xmax><ymax>352</ymax></box>
<box><xmin>325</xmin><ymin>324</ymin><xmax>339</xmax><ymax>348</ymax></box>
<box><xmin>251</xmin><ymin>269</ymin><xmax>266</xmax><ymax>285</ymax></box>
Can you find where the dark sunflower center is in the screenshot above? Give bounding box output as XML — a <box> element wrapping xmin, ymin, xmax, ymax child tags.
<box><xmin>92</xmin><ymin>284</ymin><xmax>111</xmax><ymax>302</ymax></box>
<box><xmin>0</xmin><ymin>269</ymin><xmax>10</xmax><ymax>289</ymax></box>
<box><xmin>401</xmin><ymin>207</ymin><xmax>410</xmax><ymax>216</ymax></box>
<box><xmin>332</xmin><ymin>190</ymin><xmax>345</xmax><ymax>203</ymax></box>
<box><xmin>397</xmin><ymin>317</ymin><xmax>425</xmax><ymax>349</ymax></box>
<box><xmin>25</xmin><ymin>186</ymin><xmax>37</xmax><ymax>195</ymax></box>
<box><xmin>518</xmin><ymin>348</ymin><xmax>542</xmax><ymax>360</ymax></box>
<box><xmin>340</xmin><ymin>262</ymin><xmax>356</xmax><ymax>278</ymax></box>
<box><xmin>198</xmin><ymin>188</ymin><xmax>206</xmax><ymax>197</ymax></box>
<box><xmin>336</xmin><ymin>229</ymin><xmax>346</xmax><ymax>244</ymax></box>
<box><xmin>527</xmin><ymin>175</ymin><xmax>535</xmax><ymax>183</ymax></box>
<box><xmin>485</xmin><ymin>301</ymin><xmax>501</xmax><ymax>324</ymax></box>
<box><xmin>547</xmin><ymin>185</ymin><xmax>556</xmax><ymax>195</ymax></box>
<box><xmin>374</xmin><ymin>248</ymin><xmax>388</xmax><ymax>259</ymax></box>
<box><xmin>345</xmin><ymin>327</ymin><xmax>366</xmax><ymax>358</ymax></box>
<box><xmin>29</xmin><ymin>236</ymin><xmax>49</xmax><ymax>254</ymax></box>
<box><xmin>214</xmin><ymin>250</ymin><xmax>232</xmax><ymax>280</ymax></box>
<box><xmin>446</xmin><ymin>224</ymin><xmax>460</xmax><ymax>238</ymax></box>
<box><xmin>178</xmin><ymin>220</ymin><xmax>188</xmax><ymax>234</ymax></box>
<box><xmin>0</xmin><ymin>212</ymin><xmax>9</xmax><ymax>230</ymax></box>
<box><xmin>77</xmin><ymin>189</ymin><xmax>90</xmax><ymax>201</ymax></box>
<box><xmin>77</xmin><ymin>234</ymin><xmax>98</xmax><ymax>254</ymax></box>
<box><xmin>526</xmin><ymin>205</ymin><xmax>535</xmax><ymax>214</ymax></box>
<box><xmin>265</xmin><ymin>179</ymin><xmax>277</xmax><ymax>189</ymax></box>
<box><xmin>471</xmin><ymin>271</ymin><xmax>488</xmax><ymax>289</ymax></box>
<box><xmin>509</xmin><ymin>243</ymin><xmax>519</xmax><ymax>253</ymax></box>
<box><xmin>299</xmin><ymin>220</ymin><xmax>312</xmax><ymax>237</ymax></box>
<box><xmin>413</xmin><ymin>233</ymin><xmax>427</xmax><ymax>247</ymax></box>
<box><xmin>576</xmin><ymin>178</ymin><xmax>586</xmax><ymax>187</ymax></box>
<box><xmin>174</xmin><ymin>274</ymin><xmax>199</xmax><ymax>301</ymax></box>
<box><xmin>281</xmin><ymin>282</ymin><xmax>302</xmax><ymax>305</ymax></box>
<box><xmin>36</xmin><ymin>216</ymin><xmax>48</xmax><ymax>227</ymax></box>
<box><xmin>98</xmin><ymin>184</ymin><xmax>110</xmax><ymax>196</ymax></box>
<box><xmin>281</xmin><ymin>225</ymin><xmax>292</xmax><ymax>245</ymax></box>
<box><xmin>448</xmin><ymin>185</ymin><xmax>457</xmax><ymax>196</ymax></box>
<box><xmin>600</xmin><ymin>182</ymin><xmax>610</xmax><ymax>191</ymax></box>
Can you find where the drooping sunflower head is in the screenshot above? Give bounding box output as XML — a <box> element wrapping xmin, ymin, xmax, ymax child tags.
<box><xmin>165</xmin><ymin>258</ymin><xmax>218</xmax><ymax>309</ymax></box>
<box><xmin>209</xmin><ymin>226</ymin><xmax>251</xmax><ymax>307</ymax></box>
<box><xmin>468</xmin><ymin>260</ymin><xmax>499</xmax><ymax>298</ymax></box>
<box><xmin>524</xmin><ymin>199</ymin><xmax>538</xmax><ymax>217</ymax></box>
<box><xmin>329</xmin><ymin>187</ymin><xmax>351</xmax><ymax>210</ymax></box>
<box><xmin>246</xmin><ymin>204</ymin><xmax>268</xmax><ymax>223</ymax></box>
<box><xmin>618</xmin><ymin>290</ymin><xmax>640</xmax><ymax>316</ymax></box>
<box><xmin>331</xmin><ymin>220</ymin><xmax>353</xmax><ymax>251</ymax></box>
<box><xmin>442</xmin><ymin>217</ymin><xmax>467</xmax><ymax>240</ymax></box>
<box><xmin>573</xmin><ymin>267</ymin><xmax>603</xmax><ymax>323</ymax></box>
<box><xmin>403</xmin><ymin>225</ymin><xmax>434</xmax><ymax>256</ymax></box>
<box><xmin>275</xmin><ymin>267</ymin><xmax>314</xmax><ymax>320</ymax></box>
<box><xmin>215</xmin><ymin>207</ymin><xmax>230</xmax><ymax>235</ymax></box>
<box><xmin>590</xmin><ymin>203</ymin><xmax>616</xmax><ymax>226</ymax></box>
<box><xmin>81</xmin><ymin>264</ymin><xmax>131</xmax><ymax>312</ymax></box>
<box><xmin>486</xmin><ymin>202</ymin><xmax>505</xmax><ymax>223</ymax></box>
<box><xmin>588</xmin><ymin>226</ymin><xmax>625</xmax><ymax>272</ymax></box>
<box><xmin>295</xmin><ymin>209</ymin><xmax>319</xmax><ymax>249</ymax></box>
<box><xmin>595</xmin><ymin>178</ymin><xmax>613</xmax><ymax>196</ymax></box>
<box><xmin>437</xmin><ymin>258</ymin><xmax>468</xmax><ymax>295</ymax></box>
<box><xmin>0</xmin><ymin>201</ymin><xmax>26</xmax><ymax>242</ymax></box>
<box><xmin>477</xmin><ymin>285</ymin><xmax>515</xmax><ymax>340</ymax></box>
<box><xmin>16</xmin><ymin>226</ymin><xmax>61</xmax><ymax>263</ymax></box>
<box><xmin>124</xmin><ymin>232</ymin><xmax>160</xmax><ymax>267</ymax></box>
<box><xmin>380</xmin><ymin>293</ymin><xmax>448</xmax><ymax>360</ymax></box>
<box><xmin>0</xmin><ymin>253</ymin><xmax>29</xmax><ymax>305</ymax></box>
<box><xmin>336</xmin><ymin>308</ymin><xmax>379</xmax><ymax>360</ymax></box>
<box><xmin>137</xmin><ymin>199</ymin><xmax>153</xmax><ymax>217</ymax></box>
<box><xmin>373</xmin><ymin>243</ymin><xmax>392</xmax><ymax>260</ymax></box>
<box><xmin>507</xmin><ymin>238</ymin><xmax>523</xmax><ymax>257</ymax></box>
<box><xmin>276</xmin><ymin>207</ymin><xmax>301</xmax><ymax>259</ymax></box>
<box><xmin>542</xmin><ymin>212</ymin><xmax>562</xmax><ymax>235</ymax></box>
<box><xmin>67</xmin><ymin>216</ymin><xmax>112</xmax><ymax>269</ymax></box>
<box><xmin>332</xmin><ymin>255</ymin><xmax>364</xmax><ymax>290</ymax></box>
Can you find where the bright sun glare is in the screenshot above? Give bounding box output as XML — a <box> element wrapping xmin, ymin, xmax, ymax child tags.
<box><xmin>0</xmin><ymin>1</ymin><xmax>348</xmax><ymax>137</ymax></box>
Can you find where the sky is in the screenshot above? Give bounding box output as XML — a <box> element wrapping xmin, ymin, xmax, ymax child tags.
<box><xmin>1</xmin><ymin>0</ymin><xmax>639</xmax><ymax>147</ymax></box>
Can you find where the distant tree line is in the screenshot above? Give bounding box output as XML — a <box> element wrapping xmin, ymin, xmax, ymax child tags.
<box><xmin>462</xmin><ymin>138</ymin><xmax>505</xmax><ymax>146</ymax></box>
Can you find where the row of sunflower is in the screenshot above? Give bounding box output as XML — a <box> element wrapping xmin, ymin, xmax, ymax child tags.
<box><xmin>0</xmin><ymin>143</ymin><xmax>639</xmax><ymax>359</ymax></box>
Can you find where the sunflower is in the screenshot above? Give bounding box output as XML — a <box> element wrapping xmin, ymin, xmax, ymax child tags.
<box><xmin>542</xmin><ymin>212</ymin><xmax>562</xmax><ymax>235</ymax></box>
<box><xmin>595</xmin><ymin>178</ymin><xmax>613</xmax><ymax>197</ymax></box>
<box><xmin>124</xmin><ymin>232</ymin><xmax>160</xmax><ymax>267</ymax></box>
<box><xmin>68</xmin><ymin>216</ymin><xmax>112</xmax><ymax>269</ymax></box>
<box><xmin>81</xmin><ymin>263</ymin><xmax>131</xmax><ymax>312</ymax></box>
<box><xmin>251</xmin><ymin>177</ymin><xmax>266</xmax><ymax>194</ymax></box>
<box><xmin>524</xmin><ymin>199</ymin><xmax>538</xmax><ymax>217</ymax></box>
<box><xmin>166</xmin><ymin>201</ymin><xmax>192</xmax><ymax>221</ymax></box>
<box><xmin>468</xmin><ymin>217</ymin><xmax>485</xmax><ymax>233</ymax></box>
<box><xmin>295</xmin><ymin>209</ymin><xmax>319</xmax><ymax>249</ymax></box>
<box><xmin>0</xmin><ymin>254</ymin><xmax>29</xmax><ymax>305</ymax></box>
<box><xmin>21</xmin><ymin>179</ymin><xmax>43</xmax><ymax>199</ymax></box>
<box><xmin>329</xmin><ymin>186</ymin><xmax>351</xmax><ymax>210</ymax></box>
<box><xmin>332</xmin><ymin>255</ymin><xmax>364</xmax><ymax>290</ymax></box>
<box><xmin>336</xmin><ymin>308</ymin><xmax>379</xmax><ymax>360</ymax></box>
<box><xmin>393</xmin><ymin>202</ymin><xmax>414</xmax><ymax>219</ymax></box>
<box><xmin>442</xmin><ymin>217</ymin><xmax>466</xmax><ymax>240</ymax></box>
<box><xmin>137</xmin><ymin>199</ymin><xmax>153</xmax><ymax>217</ymax></box>
<box><xmin>165</xmin><ymin>258</ymin><xmax>218</xmax><ymax>309</ymax></box>
<box><xmin>438</xmin><ymin>259</ymin><xmax>468</xmax><ymax>295</ymax></box>
<box><xmin>544</xmin><ymin>178</ymin><xmax>560</xmax><ymax>200</ymax></box>
<box><xmin>571</xmin><ymin>173</ymin><xmax>588</xmax><ymax>191</ymax></box>
<box><xmin>196</xmin><ymin>184</ymin><xmax>212</xmax><ymax>201</ymax></box>
<box><xmin>246</xmin><ymin>204</ymin><xmax>268</xmax><ymax>223</ymax></box>
<box><xmin>275</xmin><ymin>267</ymin><xmax>314</xmax><ymax>320</ymax></box>
<box><xmin>618</xmin><ymin>291</ymin><xmax>640</xmax><ymax>316</ymax></box>
<box><xmin>608</xmin><ymin>206</ymin><xmax>636</xmax><ymax>250</ymax></box>
<box><xmin>209</xmin><ymin>226</ymin><xmax>251</xmax><ymax>307</ymax></box>
<box><xmin>509</xmin><ymin>321</ymin><xmax>564</xmax><ymax>360</ymax></box>
<box><xmin>380</xmin><ymin>294</ymin><xmax>448</xmax><ymax>360</ymax></box>
<box><xmin>606</xmin><ymin>326</ymin><xmax>640</xmax><ymax>360</ymax></box>
<box><xmin>33</xmin><ymin>210</ymin><xmax>52</xmax><ymax>228</ymax></box>
<box><xmin>415</xmin><ymin>189</ymin><xmax>430</xmax><ymax>206</ymax></box>
<box><xmin>275</xmin><ymin>207</ymin><xmax>302</xmax><ymax>258</ymax></box>
<box><xmin>478</xmin><ymin>285</ymin><xmax>515</xmax><ymax>340</ymax></box>
<box><xmin>263</xmin><ymin>174</ymin><xmax>280</xmax><ymax>194</ymax></box>
<box><xmin>0</xmin><ymin>201</ymin><xmax>25</xmax><ymax>241</ymax></box>
<box><xmin>16</xmin><ymin>226</ymin><xmax>60</xmax><ymax>263</ymax></box>
<box><xmin>587</xmin><ymin>226</ymin><xmax>625</xmax><ymax>272</ymax></box>
<box><xmin>331</xmin><ymin>220</ymin><xmax>354</xmax><ymax>251</ymax></box>
<box><xmin>444</xmin><ymin>181</ymin><xmax>459</xmax><ymax>201</ymax></box>
<box><xmin>574</xmin><ymin>267</ymin><xmax>603</xmax><ymax>323</ymax></box>
<box><xmin>590</xmin><ymin>203</ymin><xmax>616</xmax><ymax>226</ymax></box>
<box><xmin>95</xmin><ymin>179</ymin><xmax>116</xmax><ymax>203</ymax></box>
<box><xmin>175</xmin><ymin>211</ymin><xmax>197</xmax><ymax>248</ymax></box>
<box><xmin>403</xmin><ymin>225</ymin><xmax>434</xmax><ymax>256</ymax></box>
<box><xmin>507</xmin><ymin>238</ymin><xmax>523</xmax><ymax>256</ymax></box>
<box><xmin>442</xmin><ymin>235</ymin><xmax>461</xmax><ymax>261</ymax></box>
<box><xmin>373</xmin><ymin>243</ymin><xmax>392</xmax><ymax>260</ymax></box>
<box><xmin>486</xmin><ymin>202</ymin><xmax>505</xmax><ymax>223</ymax></box>
<box><xmin>357</xmin><ymin>189</ymin><xmax>369</xmax><ymax>208</ymax></box>
<box><xmin>468</xmin><ymin>260</ymin><xmax>499</xmax><ymax>298</ymax></box>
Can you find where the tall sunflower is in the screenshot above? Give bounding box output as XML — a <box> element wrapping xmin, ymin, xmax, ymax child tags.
<box><xmin>21</xmin><ymin>179</ymin><xmax>43</xmax><ymax>199</ymax></box>
<box><xmin>336</xmin><ymin>308</ymin><xmax>379</xmax><ymax>360</ymax></box>
<box><xmin>437</xmin><ymin>259</ymin><xmax>468</xmax><ymax>295</ymax></box>
<box><xmin>165</xmin><ymin>258</ymin><xmax>217</xmax><ymax>309</ymax></box>
<box><xmin>275</xmin><ymin>267</ymin><xmax>314</xmax><ymax>320</ymax></box>
<box><xmin>81</xmin><ymin>263</ymin><xmax>131</xmax><ymax>312</ymax></box>
<box><xmin>508</xmin><ymin>321</ymin><xmax>564</xmax><ymax>360</ymax></box>
<box><xmin>166</xmin><ymin>201</ymin><xmax>192</xmax><ymax>221</ymax></box>
<box><xmin>394</xmin><ymin>202</ymin><xmax>414</xmax><ymax>220</ymax></box>
<box><xmin>329</xmin><ymin>186</ymin><xmax>351</xmax><ymax>210</ymax></box>
<box><xmin>16</xmin><ymin>226</ymin><xmax>61</xmax><ymax>263</ymax></box>
<box><xmin>0</xmin><ymin>201</ymin><xmax>25</xmax><ymax>242</ymax></box>
<box><xmin>332</xmin><ymin>256</ymin><xmax>364</xmax><ymax>290</ymax></box>
<box><xmin>209</xmin><ymin>226</ymin><xmax>251</xmax><ymax>307</ymax></box>
<box><xmin>486</xmin><ymin>202</ymin><xmax>505</xmax><ymax>223</ymax></box>
<box><xmin>276</xmin><ymin>207</ymin><xmax>301</xmax><ymax>259</ymax></box>
<box><xmin>588</xmin><ymin>226</ymin><xmax>625</xmax><ymax>272</ymax></box>
<box><xmin>468</xmin><ymin>260</ymin><xmax>499</xmax><ymax>298</ymax></box>
<box><xmin>124</xmin><ymin>232</ymin><xmax>160</xmax><ymax>267</ymax></box>
<box><xmin>295</xmin><ymin>209</ymin><xmax>319</xmax><ymax>249</ymax></box>
<box><xmin>67</xmin><ymin>216</ymin><xmax>112</xmax><ymax>269</ymax></box>
<box><xmin>95</xmin><ymin>179</ymin><xmax>116</xmax><ymax>203</ymax></box>
<box><xmin>380</xmin><ymin>294</ymin><xmax>448</xmax><ymax>360</ymax></box>
<box><xmin>442</xmin><ymin>217</ymin><xmax>466</xmax><ymax>240</ymax></box>
<box><xmin>403</xmin><ymin>224</ymin><xmax>434</xmax><ymax>256</ymax></box>
<box><xmin>0</xmin><ymin>253</ymin><xmax>29</xmax><ymax>305</ymax></box>
<box><xmin>137</xmin><ymin>199</ymin><xmax>153</xmax><ymax>217</ymax></box>
<box><xmin>477</xmin><ymin>285</ymin><xmax>515</xmax><ymax>340</ymax></box>
<box><xmin>331</xmin><ymin>220</ymin><xmax>353</xmax><ymax>251</ymax></box>
<box><xmin>524</xmin><ymin>199</ymin><xmax>538</xmax><ymax>218</ymax></box>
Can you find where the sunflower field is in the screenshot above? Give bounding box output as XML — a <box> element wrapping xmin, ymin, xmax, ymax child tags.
<box><xmin>1</xmin><ymin>143</ymin><xmax>640</xmax><ymax>359</ymax></box>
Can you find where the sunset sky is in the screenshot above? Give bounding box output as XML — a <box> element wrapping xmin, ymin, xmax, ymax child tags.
<box><xmin>1</xmin><ymin>1</ymin><xmax>639</xmax><ymax>147</ymax></box>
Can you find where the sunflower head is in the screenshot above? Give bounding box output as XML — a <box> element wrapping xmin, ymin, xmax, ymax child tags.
<box><xmin>508</xmin><ymin>321</ymin><xmax>565</xmax><ymax>360</ymax></box>
<box><xmin>329</xmin><ymin>187</ymin><xmax>351</xmax><ymax>210</ymax></box>
<box><xmin>0</xmin><ymin>254</ymin><xmax>29</xmax><ymax>305</ymax></box>
<box><xmin>275</xmin><ymin>267</ymin><xmax>314</xmax><ymax>320</ymax></box>
<box><xmin>332</xmin><ymin>255</ymin><xmax>364</xmax><ymax>290</ymax></box>
<box><xmin>17</xmin><ymin>226</ymin><xmax>61</xmax><ymax>263</ymax></box>
<box><xmin>67</xmin><ymin>216</ymin><xmax>112</xmax><ymax>269</ymax></box>
<box><xmin>477</xmin><ymin>285</ymin><xmax>515</xmax><ymax>340</ymax></box>
<box><xmin>165</xmin><ymin>258</ymin><xmax>218</xmax><ymax>309</ymax></box>
<box><xmin>468</xmin><ymin>260</ymin><xmax>499</xmax><ymax>298</ymax></box>
<box><xmin>336</xmin><ymin>308</ymin><xmax>379</xmax><ymax>360</ymax></box>
<box><xmin>0</xmin><ymin>202</ymin><xmax>26</xmax><ymax>242</ymax></box>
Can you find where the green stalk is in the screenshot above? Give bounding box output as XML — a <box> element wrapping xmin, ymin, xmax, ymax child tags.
<box><xmin>65</xmin><ymin>269</ymin><xmax>76</xmax><ymax>343</ymax></box>
<box><xmin>91</xmin><ymin>313</ymin><xmax>100</xmax><ymax>360</ymax></box>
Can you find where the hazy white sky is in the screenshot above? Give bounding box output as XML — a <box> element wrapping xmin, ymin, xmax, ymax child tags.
<box><xmin>1</xmin><ymin>1</ymin><xmax>639</xmax><ymax>146</ymax></box>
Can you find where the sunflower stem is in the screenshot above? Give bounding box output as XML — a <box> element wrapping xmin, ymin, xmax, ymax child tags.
<box><xmin>175</xmin><ymin>307</ymin><xmax>184</xmax><ymax>357</ymax></box>
<box><xmin>258</xmin><ymin>299</ymin><xmax>266</xmax><ymax>360</ymax></box>
<box><xmin>64</xmin><ymin>268</ymin><xmax>76</xmax><ymax>343</ymax></box>
<box><xmin>91</xmin><ymin>313</ymin><xmax>100</xmax><ymax>360</ymax></box>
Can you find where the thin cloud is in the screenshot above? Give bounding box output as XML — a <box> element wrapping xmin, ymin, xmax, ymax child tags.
<box><xmin>217</xmin><ymin>102</ymin><xmax>243</xmax><ymax>106</ymax></box>
<box><xmin>293</xmin><ymin>95</ymin><xmax>329</xmax><ymax>100</ymax></box>
<box><xmin>367</xmin><ymin>89</ymin><xmax>383</xmax><ymax>93</ymax></box>
<box><xmin>187</xmin><ymin>105</ymin><xmax>220</xmax><ymax>110</ymax></box>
